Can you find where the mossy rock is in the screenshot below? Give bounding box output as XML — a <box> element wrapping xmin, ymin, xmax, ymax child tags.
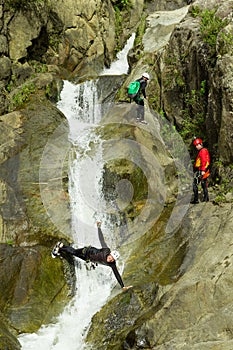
<box><xmin>0</xmin><ymin>316</ymin><xmax>21</xmax><ymax>350</ymax></box>
<box><xmin>0</xmin><ymin>243</ymin><xmax>72</xmax><ymax>333</ymax></box>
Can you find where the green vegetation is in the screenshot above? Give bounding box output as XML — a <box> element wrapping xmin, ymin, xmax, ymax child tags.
<box><xmin>29</xmin><ymin>61</ymin><xmax>48</xmax><ymax>74</ymax></box>
<box><xmin>112</xmin><ymin>0</ymin><xmax>132</xmax><ymax>52</ymax></box>
<box><xmin>45</xmin><ymin>84</ymin><xmax>52</xmax><ymax>99</ymax></box>
<box><xmin>134</xmin><ymin>15</ymin><xmax>147</xmax><ymax>49</ymax></box>
<box><xmin>218</xmin><ymin>30</ymin><xmax>233</xmax><ymax>56</ymax></box>
<box><xmin>199</xmin><ymin>9</ymin><xmax>228</xmax><ymax>47</ymax></box>
<box><xmin>112</xmin><ymin>0</ymin><xmax>129</xmax><ymax>10</ymax></box>
<box><xmin>191</xmin><ymin>6</ymin><xmax>228</xmax><ymax>45</ymax></box>
<box><xmin>6</xmin><ymin>74</ymin><xmax>17</xmax><ymax>93</ymax></box>
<box><xmin>180</xmin><ymin>80</ymin><xmax>207</xmax><ymax>142</ymax></box>
<box><xmin>191</xmin><ymin>6</ymin><xmax>231</xmax><ymax>60</ymax></box>
<box><xmin>5</xmin><ymin>61</ymin><xmax>49</xmax><ymax>111</ymax></box>
<box><xmin>8</xmin><ymin>82</ymin><xmax>36</xmax><ymax>111</ymax></box>
<box><xmin>163</xmin><ymin>56</ymin><xmax>185</xmax><ymax>91</ymax></box>
<box><xmin>114</xmin><ymin>7</ymin><xmax>124</xmax><ymax>52</ymax></box>
<box><xmin>211</xmin><ymin>160</ymin><xmax>233</xmax><ymax>204</ymax></box>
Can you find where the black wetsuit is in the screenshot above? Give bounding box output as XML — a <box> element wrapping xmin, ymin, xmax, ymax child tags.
<box><xmin>60</xmin><ymin>227</ymin><xmax>124</xmax><ymax>288</ymax></box>
<box><xmin>133</xmin><ymin>77</ymin><xmax>148</xmax><ymax>120</ymax></box>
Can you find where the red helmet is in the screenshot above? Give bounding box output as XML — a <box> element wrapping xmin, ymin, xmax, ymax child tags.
<box><xmin>193</xmin><ymin>138</ymin><xmax>203</xmax><ymax>146</ymax></box>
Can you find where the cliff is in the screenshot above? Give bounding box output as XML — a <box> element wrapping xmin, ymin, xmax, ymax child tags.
<box><xmin>0</xmin><ymin>0</ymin><xmax>232</xmax><ymax>349</ymax></box>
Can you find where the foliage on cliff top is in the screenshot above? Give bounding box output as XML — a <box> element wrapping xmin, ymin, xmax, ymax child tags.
<box><xmin>112</xmin><ymin>0</ymin><xmax>133</xmax><ymax>53</ymax></box>
<box><xmin>111</xmin><ymin>0</ymin><xmax>130</xmax><ymax>11</ymax></box>
<box><xmin>190</xmin><ymin>6</ymin><xmax>231</xmax><ymax>55</ymax></box>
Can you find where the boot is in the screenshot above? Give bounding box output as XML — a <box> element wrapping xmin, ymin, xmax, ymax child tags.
<box><xmin>202</xmin><ymin>195</ymin><xmax>209</xmax><ymax>202</ymax></box>
<box><xmin>190</xmin><ymin>199</ymin><xmax>199</xmax><ymax>204</ymax></box>
<box><xmin>191</xmin><ymin>181</ymin><xmax>199</xmax><ymax>204</ymax></box>
<box><xmin>202</xmin><ymin>180</ymin><xmax>209</xmax><ymax>202</ymax></box>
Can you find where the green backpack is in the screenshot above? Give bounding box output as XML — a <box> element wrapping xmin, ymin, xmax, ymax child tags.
<box><xmin>127</xmin><ymin>81</ymin><xmax>140</xmax><ymax>98</ymax></box>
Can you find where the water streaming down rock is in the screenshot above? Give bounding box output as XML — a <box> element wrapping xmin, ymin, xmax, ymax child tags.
<box><xmin>18</xmin><ymin>35</ymin><xmax>135</xmax><ymax>350</ymax></box>
<box><xmin>101</xmin><ymin>33</ymin><xmax>135</xmax><ymax>75</ymax></box>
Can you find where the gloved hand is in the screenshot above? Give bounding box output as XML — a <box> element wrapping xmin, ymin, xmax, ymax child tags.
<box><xmin>122</xmin><ymin>285</ymin><xmax>133</xmax><ymax>292</ymax></box>
<box><xmin>96</xmin><ymin>221</ymin><xmax>101</xmax><ymax>228</ymax></box>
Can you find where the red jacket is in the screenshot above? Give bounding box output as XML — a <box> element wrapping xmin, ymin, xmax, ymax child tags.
<box><xmin>194</xmin><ymin>147</ymin><xmax>210</xmax><ymax>172</ymax></box>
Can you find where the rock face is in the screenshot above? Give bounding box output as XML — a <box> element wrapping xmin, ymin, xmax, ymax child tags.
<box><xmin>1</xmin><ymin>0</ymin><xmax>144</xmax><ymax>113</ymax></box>
<box><xmin>0</xmin><ymin>0</ymin><xmax>233</xmax><ymax>348</ymax></box>
<box><xmin>0</xmin><ymin>0</ymin><xmax>145</xmax><ymax>346</ymax></box>
<box><xmin>119</xmin><ymin>0</ymin><xmax>233</xmax><ymax>165</ymax></box>
<box><xmin>6</xmin><ymin>0</ymin><xmax>116</xmax><ymax>73</ymax></box>
<box><xmin>160</xmin><ymin>0</ymin><xmax>233</xmax><ymax>163</ymax></box>
<box><xmin>86</xmin><ymin>202</ymin><xmax>233</xmax><ymax>350</ymax></box>
<box><xmin>0</xmin><ymin>93</ymin><xmax>71</xmax><ymax>244</ymax></box>
<box><xmin>85</xmin><ymin>1</ymin><xmax>233</xmax><ymax>349</ymax></box>
<box><xmin>0</xmin><ymin>244</ymin><xmax>69</xmax><ymax>333</ymax></box>
<box><xmin>0</xmin><ymin>316</ymin><xmax>21</xmax><ymax>350</ymax></box>
<box><xmin>48</xmin><ymin>0</ymin><xmax>116</xmax><ymax>77</ymax></box>
<box><xmin>0</xmin><ymin>91</ymin><xmax>75</xmax><ymax>346</ymax></box>
<box><xmin>141</xmin><ymin>203</ymin><xmax>233</xmax><ymax>350</ymax></box>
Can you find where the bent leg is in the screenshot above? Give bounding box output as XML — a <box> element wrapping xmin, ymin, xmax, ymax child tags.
<box><xmin>60</xmin><ymin>245</ymin><xmax>87</xmax><ymax>261</ymax></box>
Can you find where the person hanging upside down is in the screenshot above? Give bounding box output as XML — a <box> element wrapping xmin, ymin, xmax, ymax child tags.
<box><xmin>51</xmin><ymin>222</ymin><xmax>132</xmax><ymax>291</ymax></box>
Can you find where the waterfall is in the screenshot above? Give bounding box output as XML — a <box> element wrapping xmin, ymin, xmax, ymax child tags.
<box><xmin>101</xmin><ymin>33</ymin><xmax>135</xmax><ymax>75</ymax></box>
<box><xmin>18</xmin><ymin>34</ymin><xmax>135</xmax><ymax>350</ymax></box>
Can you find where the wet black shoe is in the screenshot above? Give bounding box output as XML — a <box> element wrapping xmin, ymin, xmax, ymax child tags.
<box><xmin>190</xmin><ymin>200</ymin><xmax>199</xmax><ymax>204</ymax></box>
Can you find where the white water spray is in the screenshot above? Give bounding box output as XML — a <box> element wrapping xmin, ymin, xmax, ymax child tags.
<box><xmin>101</xmin><ymin>33</ymin><xmax>135</xmax><ymax>75</ymax></box>
<box><xmin>18</xmin><ymin>34</ymin><xmax>134</xmax><ymax>350</ymax></box>
<box><xmin>19</xmin><ymin>80</ymin><xmax>116</xmax><ymax>350</ymax></box>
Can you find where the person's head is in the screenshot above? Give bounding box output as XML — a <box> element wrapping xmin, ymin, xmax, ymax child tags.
<box><xmin>107</xmin><ymin>250</ymin><xmax>120</xmax><ymax>263</ymax></box>
<box><xmin>142</xmin><ymin>72</ymin><xmax>150</xmax><ymax>81</ymax></box>
<box><xmin>193</xmin><ymin>138</ymin><xmax>203</xmax><ymax>150</ymax></box>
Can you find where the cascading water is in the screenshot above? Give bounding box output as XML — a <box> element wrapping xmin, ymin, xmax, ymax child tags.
<box><xmin>18</xmin><ymin>34</ymin><xmax>135</xmax><ymax>350</ymax></box>
<box><xmin>101</xmin><ymin>33</ymin><xmax>135</xmax><ymax>75</ymax></box>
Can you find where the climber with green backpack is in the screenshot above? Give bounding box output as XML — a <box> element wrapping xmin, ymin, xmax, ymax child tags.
<box><xmin>127</xmin><ymin>72</ymin><xmax>150</xmax><ymax>124</ymax></box>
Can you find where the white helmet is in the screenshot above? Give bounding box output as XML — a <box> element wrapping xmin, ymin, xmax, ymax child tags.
<box><xmin>142</xmin><ymin>72</ymin><xmax>150</xmax><ymax>80</ymax></box>
<box><xmin>110</xmin><ymin>250</ymin><xmax>120</xmax><ymax>261</ymax></box>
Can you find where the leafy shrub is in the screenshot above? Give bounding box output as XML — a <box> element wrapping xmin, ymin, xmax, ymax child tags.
<box><xmin>191</xmin><ymin>6</ymin><xmax>229</xmax><ymax>54</ymax></box>
<box><xmin>8</xmin><ymin>82</ymin><xmax>35</xmax><ymax>111</ymax></box>
<box><xmin>199</xmin><ymin>9</ymin><xmax>228</xmax><ymax>48</ymax></box>
<box><xmin>180</xmin><ymin>81</ymin><xmax>207</xmax><ymax>141</ymax></box>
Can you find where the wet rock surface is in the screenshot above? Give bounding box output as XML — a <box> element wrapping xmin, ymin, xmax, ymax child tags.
<box><xmin>0</xmin><ymin>0</ymin><xmax>233</xmax><ymax>348</ymax></box>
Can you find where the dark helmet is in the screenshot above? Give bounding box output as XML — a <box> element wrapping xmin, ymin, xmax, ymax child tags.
<box><xmin>193</xmin><ymin>138</ymin><xmax>203</xmax><ymax>146</ymax></box>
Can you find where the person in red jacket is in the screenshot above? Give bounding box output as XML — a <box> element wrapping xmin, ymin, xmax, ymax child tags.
<box><xmin>51</xmin><ymin>222</ymin><xmax>132</xmax><ymax>291</ymax></box>
<box><xmin>191</xmin><ymin>138</ymin><xmax>210</xmax><ymax>204</ymax></box>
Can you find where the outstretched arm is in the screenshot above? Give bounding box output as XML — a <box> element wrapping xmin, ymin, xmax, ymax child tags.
<box><xmin>111</xmin><ymin>264</ymin><xmax>124</xmax><ymax>288</ymax></box>
<box><xmin>111</xmin><ymin>265</ymin><xmax>133</xmax><ymax>291</ymax></box>
<box><xmin>97</xmin><ymin>222</ymin><xmax>133</xmax><ymax>291</ymax></box>
<box><xmin>96</xmin><ymin>221</ymin><xmax>108</xmax><ymax>248</ymax></box>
